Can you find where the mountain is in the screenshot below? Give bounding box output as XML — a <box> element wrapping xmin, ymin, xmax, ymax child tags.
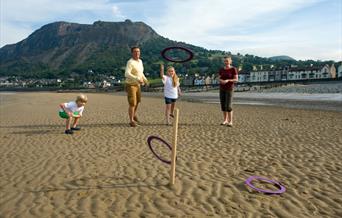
<box><xmin>0</xmin><ymin>20</ymin><xmax>333</xmax><ymax>79</ymax></box>
<box><xmin>269</xmin><ymin>55</ymin><xmax>296</xmax><ymax>61</ymax></box>
<box><xmin>0</xmin><ymin>20</ymin><xmax>208</xmax><ymax>78</ymax></box>
<box><xmin>0</xmin><ymin>20</ymin><xmax>158</xmax><ymax>67</ymax></box>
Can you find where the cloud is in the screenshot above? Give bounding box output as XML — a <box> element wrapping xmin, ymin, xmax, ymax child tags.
<box><xmin>0</xmin><ymin>22</ymin><xmax>33</xmax><ymax>46</ymax></box>
<box><xmin>3</xmin><ymin>0</ymin><xmax>110</xmax><ymax>23</ymax></box>
<box><xmin>148</xmin><ymin>0</ymin><xmax>341</xmax><ymax>61</ymax></box>
<box><xmin>150</xmin><ymin>0</ymin><xmax>321</xmax><ymax>40</ymax></box>
<box><xmin>0</xmin><ymin>0</ymin><xmax>126</xmax><ymax>46</ymax></box>
<box><xmin>112</xmin><ymin>5</ymin><xmax>124</xmax><ymax>19</ymax></box>
<box><xmin>1</xmin><ymin>0</ymin><xmax>341</xmax><ymax>60</ymax></box>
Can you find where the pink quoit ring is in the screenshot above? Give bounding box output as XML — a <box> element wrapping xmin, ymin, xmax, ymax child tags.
<box><xmin>245</xmin><ymin>175</ymin><xmax>286</xmax><ymax>194</ymax></box>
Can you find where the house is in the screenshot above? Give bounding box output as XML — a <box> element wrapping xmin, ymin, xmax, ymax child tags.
<box><xmin>238</xmin><ymin>70</ymin><xmax>249</xmax><ymax>83</ymax></box>
<box><xmin>330</xmin><ymin>64</ymin><xmax>336</xmax><ymax>79</ymax></box>
<box><xmin>268</xmin><ymin>69</ymin><xmax>284</xmax><ymax>81</ymax></box>
<box><xmin>182</xmin><ymin>76</ymin><xmax>195</xmax><ymax>86</ymax></box>
<box><xmin>204</xmin><ymin>76</ymin><xmax>212</xmax><ymax>85</ymax></box>
<box><xmin>194</xmin><ymin>77</ymin><xmax>204</xmax><ymax>86</ymax></box>
<box><xmin>281</xmin><ymin>67</ymin><xmax>289</xmax><ymax>81</ymax></box>
<box><xmin>83</xmin><ymin>82</ymin><xmax>95</xmax><ymax>88</ymax></box>
<box><xmin>250</xmin><ymin>70</ymin><xmax>268</xmax><ymax>82</ymax></box>
<box><xmin>211</xmin><ymin>74</ymin><xmax>219</xmax><ymax>85</ymax></box>
<box><xmin>320</xmin><ymin>65</ymin><xmax>332</xmax><ymax>79</ymax></box>
<box><xmin>288</xmin><ymin>66</ymin><xmax>329</xmax><ymax>80</ymax></box>
<box><xmin>100</xmin><ymin>80</ymin><xmax>111</xmax><ymax>88</ymax></box>
<box><xmin>337</xmin><ymin>63</ymin><xmax>342</xmax><ymax>78</ymax></box>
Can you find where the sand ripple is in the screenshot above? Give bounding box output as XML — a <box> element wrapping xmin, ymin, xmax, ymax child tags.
<box><xmin>0</xmin><ymin>92</ymin><xmax>341</xmax><ymax>217</ymax></box>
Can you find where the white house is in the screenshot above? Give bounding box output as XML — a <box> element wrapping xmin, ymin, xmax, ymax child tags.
<box><xmin>337</xmin><ymin>63</ymin><xmax>342</xmax><ymax>78</ymax></box>
<box><xmin>288</xmin><ymin>66</ymin><xmax>330</xmax><ymax>80</ymax></box>
<box><xmin>288</xmin><ymin>68</ymin><xmax>303</xmax><ymax>80</ymax></box>
<box><xmin>238</xmin><ymin>71</ymin><xmax>249</xmax><ymax>83</ymax></box>
<box><xmin>233</xmin><ymin>63</ymin><xmax>340</xmax><ymax>83</ymax></box>
<box><xmin>320</xmin><ymin>65</ymin><xmax>331</xmax><ymax>79</ymax></box>
<box><xmin>250</xmin><ymin>70</ymin><xmax>268</xmax><ymax>82</ymax></box>
<box><xmin>268</xmin><ymin>69</ymin><xmax>287</xmax><ymax>81</ymax></box>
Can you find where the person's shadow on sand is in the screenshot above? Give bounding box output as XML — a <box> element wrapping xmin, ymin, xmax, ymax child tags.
<box><xmin>5</xmin><ymin>122</ymin><xmax>164</xmax><ymax>135</ymax></box>
<box><xmin>4</xmin><ymin>122</ymin><xmax>170</xmax><ymax>130</ymax></box>
<box><xmin>10</xmin><ymin>129</ymin><xmax>56</xmax><ymax>136</ymax></box>
<box><xmin>28</xmin><ymin>176</ymin><xmax>169</xmax><ymax>193</ymax></box>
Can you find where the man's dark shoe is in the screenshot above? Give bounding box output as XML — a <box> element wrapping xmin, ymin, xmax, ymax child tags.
<box><xmin>65</xmin><ymin>129</ymin><xmax>74</xmax><ymax>134</ymax></box>
<box><xmin>129</xmin><ymin>122</ymin><xmax>137</xmax><ymax>127</ymax></box>
<box><xmin>71</xmin><ymin>127</ymin><xmax>81</xmax><ymax>131</ymax></box>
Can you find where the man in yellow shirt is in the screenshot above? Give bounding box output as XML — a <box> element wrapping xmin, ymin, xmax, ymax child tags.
<box><xmin>125</xmin><ymin>46</ymin><xmax>149</xmax><ymax>127</ymax></box>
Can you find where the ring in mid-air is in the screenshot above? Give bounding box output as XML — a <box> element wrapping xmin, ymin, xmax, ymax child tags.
<box><xmin>161</xmin><ymin>46</ymin><xmax>194</xmax><ymax>63</ymax></box>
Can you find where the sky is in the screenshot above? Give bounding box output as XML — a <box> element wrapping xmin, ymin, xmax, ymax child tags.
<box><xmin>1</xmin><ymin>0</ymin><xmax>341</xmax><ymax>61</ymax></box>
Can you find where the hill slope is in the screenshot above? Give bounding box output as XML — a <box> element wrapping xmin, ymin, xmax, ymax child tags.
<box><xmin>0</xmin><ymin>20</ymin><xmax>333</xmax><ymax>79</ymax></box>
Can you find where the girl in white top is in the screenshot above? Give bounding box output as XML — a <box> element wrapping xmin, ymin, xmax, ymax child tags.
<box><xmin>160</xmin><ymin>64</ymin><xmax>181</xmax><ymax>125</ymax></box>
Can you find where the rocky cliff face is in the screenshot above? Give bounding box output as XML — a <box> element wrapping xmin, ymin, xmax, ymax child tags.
<box><xmin>0</xmin><ymin>20</ymin><xmax>163</xmax><ymax>74</ymax></box>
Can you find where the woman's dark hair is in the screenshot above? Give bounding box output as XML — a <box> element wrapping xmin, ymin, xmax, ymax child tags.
<box><xmin>131</xmin><ymin>46</ymin><xmax>140</xmax><ymax>52</ymax></box>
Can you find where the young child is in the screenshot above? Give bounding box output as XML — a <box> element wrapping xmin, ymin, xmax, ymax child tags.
<box><xmin>160</xmin><ymin>64</ymin><xmax>181</xmax><ymax>125</ymax></box>
<box><xmin>59</xmin><ymin>94</ymin><xmax>88</xmax><ymax>134</ymax></box>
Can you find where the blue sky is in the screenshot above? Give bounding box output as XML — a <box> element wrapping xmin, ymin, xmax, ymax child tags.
<box><xmin>1</xmin><ymin>0</ymin><xmax>341</xmax><ymax>61</ymax></box>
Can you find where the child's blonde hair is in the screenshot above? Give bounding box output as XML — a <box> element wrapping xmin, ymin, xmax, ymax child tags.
<box><xmin>76</xmin><ymin>94</ymin><xmax>88</xmax><ymax>103</ymax></box>
<box><xmin>167</xmin><ymin>66</ymin><xmax>179</xmax><ymax>87</ymax></box>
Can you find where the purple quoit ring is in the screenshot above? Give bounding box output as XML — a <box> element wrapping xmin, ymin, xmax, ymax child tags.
<box><xmin>161</xmin><ymin>46</ymin><xmax>194</xmax><ymax>63</ymax></box>
<box><xmin>147</xmin><ymin>135</ymin><xmax>172</xmax><ymax>164</ymax></box>
<box><xmin>245</xmin><ymin>175</ymin><xmax>286</xmax><ymax>194</ymax></box>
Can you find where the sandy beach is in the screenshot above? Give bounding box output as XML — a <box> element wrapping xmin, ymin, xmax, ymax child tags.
<box><xmin>0</xmin><ymin>92</ymin><xmax>341</xmax><ymax>217</ymax></box>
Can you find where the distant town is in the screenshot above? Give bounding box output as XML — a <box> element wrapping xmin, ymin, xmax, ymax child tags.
<box><xmin>1</xmin><ymin>63</ymin><xmax>341</xmax><ymax>90</ymax></box>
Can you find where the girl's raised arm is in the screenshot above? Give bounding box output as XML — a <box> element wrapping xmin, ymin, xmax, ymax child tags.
<box><xmin>160</xmin><ymin>64</ymin><xmax>164</xmax><ymax>78</ymax></box>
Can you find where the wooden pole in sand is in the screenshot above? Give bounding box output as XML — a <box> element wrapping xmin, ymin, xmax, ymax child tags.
<box><xmin>170</xmin><ymin>108</ymin><xmax>179</xmax><ymax>185</ymax></box>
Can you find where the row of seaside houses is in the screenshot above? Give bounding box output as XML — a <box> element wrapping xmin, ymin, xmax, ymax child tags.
<box><xmin>238</xmin><ymin>64</ymin><xmax>342</xmax><ymax>83</ymax></box>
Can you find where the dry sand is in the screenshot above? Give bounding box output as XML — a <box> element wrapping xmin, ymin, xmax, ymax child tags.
<box><xmin>0</xmin><ymin>92</ymin><xmax>341</xmax><ymax>217</ymax></box>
